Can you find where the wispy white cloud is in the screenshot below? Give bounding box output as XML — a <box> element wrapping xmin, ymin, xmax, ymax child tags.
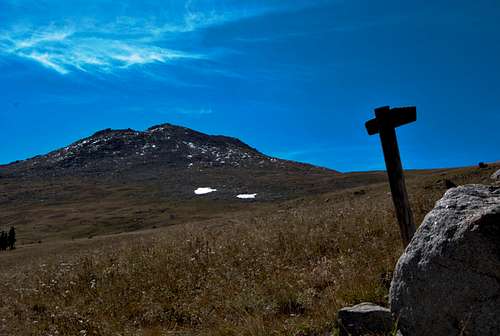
<box><xmin>175</xmin><ymin>107</ymin><xmax>214</xmax><ymax>115</ymax></box>
<box><xmin>0</xmin><ymin>0</ymin><xmax>306</xmax><ymax>75</ymax></box>
<box><xmin>276</xmin><ymin>144</ymin><xmax>374</xmax><ymax>160</ymax></box>
<box><xmin>126</xmin><ymin>104</ymin><xmax>214</xmax><ymax>116</ymax></box>
<box><xmin>0</xmin><ymin>1</ymin><xmax>241</xmax><ymax>75</ymax></box>
<box><xmin>23</xmin><ymin>51</ymin><xmax>70</xmax><ymax>74</ymax></box>
<box><xmin>0</xmin><ymin>24</ymin><xmax>204</xmax><ymax>74</ymax></box>
<box><xmin>0</xmin><ymin>1</ymin><xmax>328</xmax><ymax>75</ymax></box>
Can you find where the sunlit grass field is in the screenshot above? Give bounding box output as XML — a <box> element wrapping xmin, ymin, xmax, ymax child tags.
<box><xmin>0</xmin><ymin>165</ymin><xmax>496</xmax><ymax>335</ymax></box>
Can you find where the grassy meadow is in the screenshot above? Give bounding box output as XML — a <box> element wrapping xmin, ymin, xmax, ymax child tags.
<box><xmin>0</xmin><ymin>164</ymin><xmax>497</xmax><ymax>335</ymax></box>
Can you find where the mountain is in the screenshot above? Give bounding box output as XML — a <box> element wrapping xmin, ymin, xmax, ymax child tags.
<box><xmin>2</xmin><ymin>123</ymin><xmax>332</xmax><ymax>177</ymax></box>
<box><xmin>1</xmin><ymin>123</ymin><xmax>373</xmax><ymax>241</ymax></box>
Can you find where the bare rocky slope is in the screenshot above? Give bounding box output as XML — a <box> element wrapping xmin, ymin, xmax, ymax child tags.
<box><xmin>1</xmin><ymin>123</ymin><xmax>328</xmax><ymax>177</ymax></box>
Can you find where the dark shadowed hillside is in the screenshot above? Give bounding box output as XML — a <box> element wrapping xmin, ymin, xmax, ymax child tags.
<box><xmin>1</xmin><ymin>123</ymin><xmax>334</xmax><ymax>177</ymax></box>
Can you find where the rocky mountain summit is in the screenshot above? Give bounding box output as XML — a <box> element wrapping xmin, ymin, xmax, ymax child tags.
<box><xmin>2</xmin><ymin>123</ymin><xmax>317</xmax><ymax>177</ymax></box>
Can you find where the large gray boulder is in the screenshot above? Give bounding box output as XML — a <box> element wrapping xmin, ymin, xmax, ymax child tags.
<box><xmin>337</xmin><ymin>302</ymin><xmax>393</xmax><ymax>336</ymax></box>
<box><xmin>492</xmin><ymin>169</ymin><xmax>500</xmax><ymax>181</ymax></box>
<box><xmin>390</xmin><ymin>185</ymin><xmax>500</xmax><ymax>336</ymax></box>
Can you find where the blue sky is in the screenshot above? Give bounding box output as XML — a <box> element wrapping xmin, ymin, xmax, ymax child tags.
<box><xmin>0</xmin><ymin>0</ymin><xmax>499</xmax><ymax>172</ymax></box>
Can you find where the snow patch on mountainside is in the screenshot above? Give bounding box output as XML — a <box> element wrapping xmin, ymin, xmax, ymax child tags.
<box><xmin>194</xmin><ymin>187</ymin><xmax>217</xmax><ymax>195</ymax></box>
<box><xmin>237</xmin><ymin>194</ymin><xmax>257</xmax><ymax>199</ymax></box>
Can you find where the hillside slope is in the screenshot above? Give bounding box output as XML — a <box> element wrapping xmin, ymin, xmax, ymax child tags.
<box><xmin>0</xmin><ymin>123</ymin><xmax>354</xmax><ymax>241</ymax></box>
<box><xmin>0</xmin><ymin>162</ymin><xmax>497</xmax><ymax>335</ymax></box>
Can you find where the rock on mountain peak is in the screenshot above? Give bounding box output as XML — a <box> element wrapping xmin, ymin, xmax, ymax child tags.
<box><xmin>1</xmin><ymin>122</ymin><xmax>321</xmax><ymax>178</ymax></box>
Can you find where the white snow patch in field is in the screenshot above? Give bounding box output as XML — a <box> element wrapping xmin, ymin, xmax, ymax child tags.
<box><xmin>195</xmin><ymin>187</ymin><xmax>217</xmax><ymax>195</ymax></box>
<box><xmin>237</xmin><ymin>193</ymin><xmax>257</xmax><ymax>199</ymax></box>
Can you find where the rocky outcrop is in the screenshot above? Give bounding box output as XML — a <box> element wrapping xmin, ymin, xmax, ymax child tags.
<box><xmin>390</xmin><ymin>185</ymin><xmax>500</xmax><ymax>336</ymax></box>
<box><xmin>1</xmin><ymin>123</ymin><xmax>267</xmax><ymax>175</ymax></box>
<box><xmin>337</xmin><ymin>302</ymin><xmax>393</xmax><ymax>336</ymax></box>
<box><xmin>492</xmin><ymin>169</ymin><xmax>500</xmax><ymax>181</ymax></box>
<box><xmin>478</xmin><ymin>162</ymin><xmax>489</xmax><ymax>169</ymax></box>
<box><xmin>0</xmin><ymin>122</ymin><xmax>337</xmax><ymax>179</ymax></box>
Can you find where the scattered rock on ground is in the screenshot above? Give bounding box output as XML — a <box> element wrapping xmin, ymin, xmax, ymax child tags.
<box><xmin>443</xmin><ymin>179</ymin><xmax>457</xmax><ymax>189</ymax></box>
<box><xmin>390</xmin><ymin>184</ymin><xmax>500</xmax><ymax>336</ymax></box>
<box><xmin>337</xmin><ymin>302</ymin><xmax>393</xmax><ymax>336</ymax></box>
<box><xmin>424</xmin><ymin>179</ymin><xmax>457</xmax><ymax>190</ymax></box>
<box><xmin>492</xmin><ymin>169</ymin><xmax>500</xmax><ymax>181</ymax></box>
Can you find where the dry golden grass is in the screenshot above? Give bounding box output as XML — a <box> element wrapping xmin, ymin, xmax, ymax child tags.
<box><xmin>0</xmin><ymin>164</ymin><xmax>496</xmax><ymax>335</ymax></box>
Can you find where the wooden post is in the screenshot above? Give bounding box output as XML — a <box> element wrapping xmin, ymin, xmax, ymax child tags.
<box><xmin>365</xmin><ymin>106</ymin><xmax>417</xmax><ymax>247</ymax></box>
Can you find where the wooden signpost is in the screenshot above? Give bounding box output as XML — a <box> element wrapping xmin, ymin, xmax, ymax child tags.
<box><xmin>365</xmin><ymin>106</ymin><xmax>417</xmax><ymax>247</ymax></box>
